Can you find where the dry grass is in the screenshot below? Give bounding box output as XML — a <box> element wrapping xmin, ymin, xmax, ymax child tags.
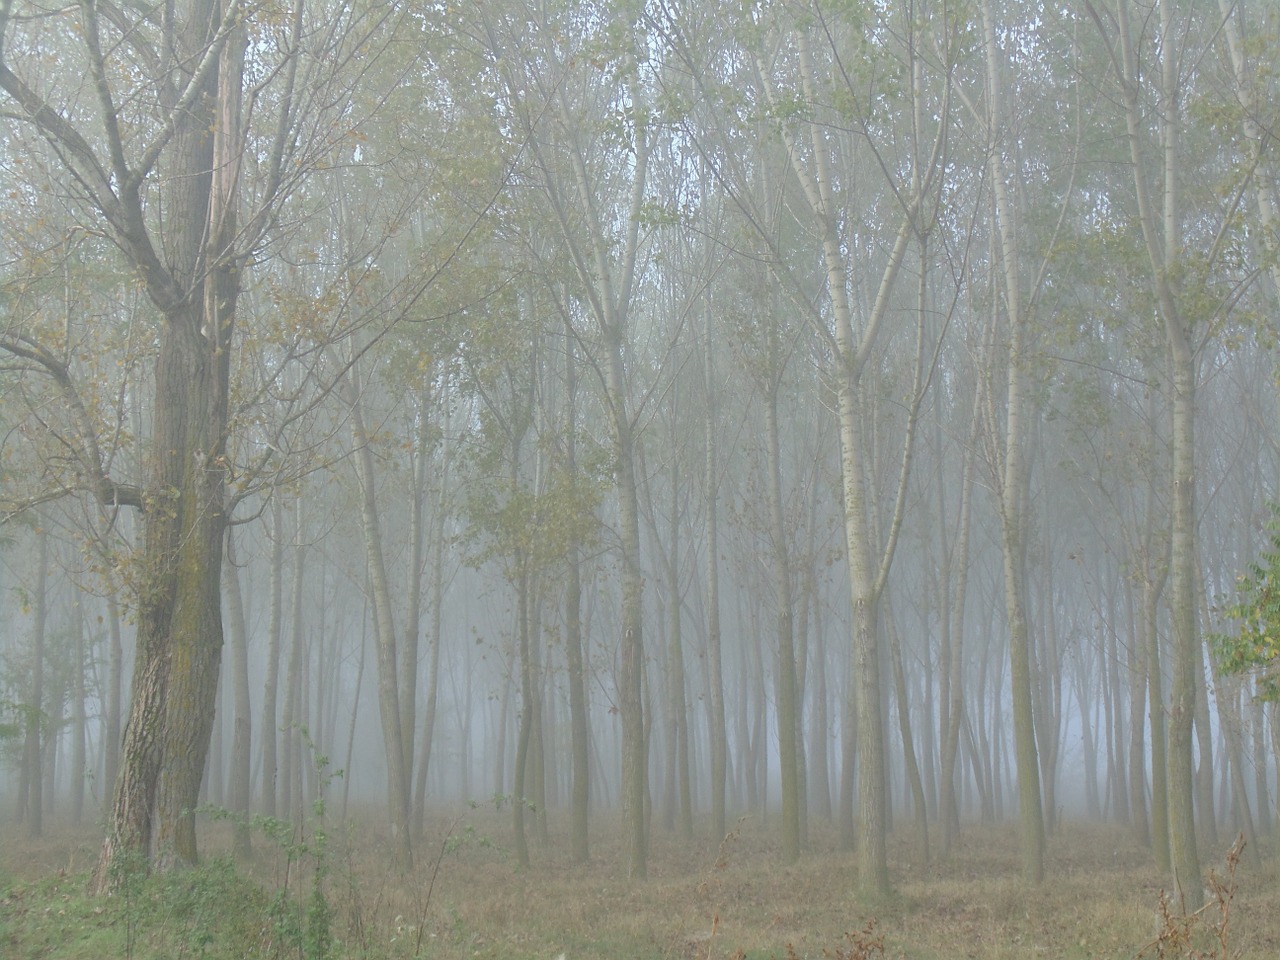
<box><xmin>3</xmin><ymin>809</ymin><xmax>1278</xmax><ymax>959</ymax></box>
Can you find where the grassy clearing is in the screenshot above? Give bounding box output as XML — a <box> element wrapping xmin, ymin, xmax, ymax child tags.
<box><xmin>2</xmin><ymin>811</ymin><xmax>1276</xmax><ymax>959</ymax></box>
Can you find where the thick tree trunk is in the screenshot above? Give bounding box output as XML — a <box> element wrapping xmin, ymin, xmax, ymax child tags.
<box><xmin>98</xmin><ymin>312</ymin><xmax>231</xmax><ymax>883</ymax></box>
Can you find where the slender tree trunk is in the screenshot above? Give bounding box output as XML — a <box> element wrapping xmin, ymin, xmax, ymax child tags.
<box><xmin>413</xmin><ymin>421</ymin><xmax>448</xmax><ymax>837</ymax></box>
<box><xmin>1146</xmin><ymin>549</ymin><xmax>1172</xmax><ymax>871</ymax></box>
<box><xmin>1105</xmin><ymin>588</ymin><xmax>1129</xmax><ymax>822</ymax></box>
<box><xmin>664</xmin><ymin>441</ymin><xmax>693</xmax><ymax>841</ymax></box>
<box><xmin>807</xmin><ymin>573</ymin><xmax>832</xmax><ymax>823</ymax></box>
<box><xmin>103</xmin><ymin>581</ymin><xmax>124</xmax><ymax>822</ymax></box>
<box><xmin>703</xmin><ymin>303</ymin><xmax>728</xmax><ymax>843</ymax></box>
<box><xmin>71</xmin><ymin>576</ymin><xmax>87</xmax><ymax>824</ymax></box>
<box><xmin>341</xmin><ymin>601</ymin><xmax>368</xmax><ymax>821</ymax></box>
<box><xmin>779</xmin><ymin>26</ymin><xmax>931</xmax><ymax>896</ymax></box>
<box><xmin>765</xmin><ymin>379</ymin><xmax>801</xmax><ymax>863</ymax></box>
<box><xmin>401</xmin><ymin>402</ymin><xmax>432</xmax><ymax>799</ymax></box>
<box><xmin>260</xmin><ymin>497</ymin><xmax>284</xmax><ymax>818</ymax></box>
<box><xmin>345</xmin><ymin>365</ymin><xmax>413</xmax><ymax>870</ymax></box>
<box><xmin>512</xmin><ymin>557</ymin><xmax>533</xmax><ymax>869</ymax></box>
<box><xmin>1036</xmin><ymin>586</ymin><xmax>1063</xmax><ymax>835</ymax></box>
<box><xmin>563</xmin><ymin>321</ymin><xmax>591</xmax><ymax>861</ymax></box>
<box><xmin>223</xmin><ymin>530</ymin><xmax>252</xmax><ymax>859</ymax></box>
<box><xmin>940</xmin><ymin>400</ymin><xmax>978</xmax><ymax>854</ymax></box>
<box><xmin>887</xmin><ymin>604</ymin><xmax>928</xmax><ymax>864</ymax></box>
<box><xmin>20</xmin><ymin>527</ymin><xmax>48</xmax><ymax>836</ymax></box>
<box><xmin>535</xmin><ymin>57</ymin><xmax>651</xmax><ymax>879</ymax></box>
<box><xmin>1193</xmin><ymin>650</ymin><xmax>1218</xmax><ymax>846</ymax></box>
<box><xmin>1110</xmin><ymin>0</ymin><xmax>1202</xmax><ymax>906</ymax></box>
<box><xmin>280</xmin><ymin>503</ymin><xmax>306</xmax><ymax>822</ymax></box>
<box><xmin>981</xmin><ymin>0</ymin><xmax>1044</xmax><ymax>883</ymax></box>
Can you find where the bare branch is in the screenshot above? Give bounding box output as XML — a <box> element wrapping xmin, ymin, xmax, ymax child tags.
<box><xmin>0</xmin><ymin>331</ymin><xmax>144</xmax><ymax>514</ymax></box>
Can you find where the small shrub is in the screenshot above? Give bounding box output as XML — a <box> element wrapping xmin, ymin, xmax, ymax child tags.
<box><xmin>1139</xmin><ymin>833</ymin><xmax>1245</xmax><ymax>960</ymax></box>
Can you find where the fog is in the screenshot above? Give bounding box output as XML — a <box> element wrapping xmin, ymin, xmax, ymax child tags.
<box><xmin>1</xmin><ymin>0</ymin><xmax>1278</xmax><ymax>899</ymax></box>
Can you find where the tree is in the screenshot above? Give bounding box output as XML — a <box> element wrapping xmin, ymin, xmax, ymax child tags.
<box><xmin>1082</xmin><ymin>0</ymin><xmax>1264</xmax><ymax>906</ymax></box>
<box><xmin>0</xmin><ymin>0</ymin><xmax>251</xmax><ymax>879</ymax></box>
<box><xmin>751</xmin><ymin>5</ymin><xmax>952</xmax><ymax>897</ymax></box>
<box><xmin>978</xmin><ymin>0</ymin><xmax>1048</xmax><ymax>884</ymax></box>
<box><xmin>479</xmin><ymin>0</ymin><xmax>657</xmax><ymax>877</ymax></box>
<box><xmin>0</xmin><ymin>0</ymin><xmax>405</xmax><ymax>882</ymax></box>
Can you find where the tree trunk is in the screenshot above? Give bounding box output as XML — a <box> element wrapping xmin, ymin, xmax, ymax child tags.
<box><xmin>103</xmin><ymin>581</ymin><xmax>124</xmax><ymax>823</ymax></box>
<box><xmin>563</xmin><ymin>319</ymin><xmax>591</xmax><ymax>861</ymax></box>
<box><xmin>765</xmin><ymin>380</ymin><xmax>801</xmax><ymax>863</ymax></box>
<box><xmin>280</xmin><ymin>505</ymin><xmax>306</xmax><ymax>822</ymax></box>
<box><xmin>887</xmin><ymin>605</ymin><xmax>928</xmax><ymax>865</ymax></box>
<box><xmin>413</xmin><ymin>416</ymin><xmax>449</xmax><ymax>837</ymax></box>
<box><xmin>71</xmin><ymin>571</ymin><xmax>87</xmax><ymax>824</ymax></box>
<box><xmin>703</xmin><ymin>303</ymin><xmax>728</xmax><ymax>843</ymax></box>
<box><xmin>261</xmin><ymin>497</ymin><xmax>285</xmax><ymax>818</ymax></box>
<box><xmin>346</xmin><ymin>365</ymin><xmax>413</xmax><ymax>870</ymax></box>
<box><xmin>940</xmin><ymin>399</ymin><xmax>978</xmax><ymax>854</ymax></box>
<box><xmin>664</xmin><ymin>441</ymin><xmax>693</xmax><ymax>841</ymax></box>
<box><xmin>512</xmin><ymin>558</ymin><xmax>533</xmax><ymax>869</ymax></box>
<box><xmin>1109</xmin><ymin>0</ymin><xmax>1202</xmax><ymax>906</ymax></box>
<box><xmin>401</xmin><ymin>403</ymin><xmax>432</xmax><ymax>799</ymax></box>
<box><xmin>19</xmin><ymin>526</ymin><xmax>48</xmax><ymax>835</ymax></box>
<box><xmin>1126</xmin><ymin>576</ymin><xmax>1151</xmax><ymax>844</ymax></box>
<box><xmin>807</xmin><ymin>571</ymin><xmax>832</xmax><ymax>823</ymax></box>
<box><xmin>223</xmin><ymin>530</ymin><xmax>253</xmax><ymax>859</ymax></box>
<box><xmin>981</xmin><ymin>0</ymin><xmax>1044</xmax><ymax>883</ymax></box>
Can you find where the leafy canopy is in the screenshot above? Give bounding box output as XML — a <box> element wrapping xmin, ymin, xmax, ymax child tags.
<box><xmin>1212</xmin><ymin>503</ymin><xmax>1280</xmax><ymax>700</ymax></box>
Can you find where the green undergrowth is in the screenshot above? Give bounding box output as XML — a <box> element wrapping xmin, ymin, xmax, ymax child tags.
<box><xmin>2</xmin><ymin>857</ymin><xmax>272</xmax><ymax>960</ymax></box>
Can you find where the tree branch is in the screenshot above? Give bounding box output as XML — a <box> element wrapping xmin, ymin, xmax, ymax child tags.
<box><xmin>0</xmin><ymin>331</ymin><xmax>144</xmax><ymax>514</ymax></box>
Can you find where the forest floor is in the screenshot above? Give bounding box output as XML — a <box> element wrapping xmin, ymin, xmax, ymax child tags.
<box><xmin>2</xmin><ymin>805</ymin><xmax>1277</xmax><ymax>959</ymax></box>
